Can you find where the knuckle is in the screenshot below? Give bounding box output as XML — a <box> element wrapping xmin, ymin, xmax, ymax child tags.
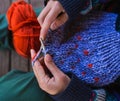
<box><xmin>54</xmin><ymin>1</ymin><xmax>59</xmax><ymax>5</ymax></box>
<box><xmin>59</xmin><ymin>73</ymin><xmax>66</xmax><ymax>80</ymax></box>
<box><xmin>41</xmin><ymin>25</ymin><xmax>49</xmax><ymax>33</ymax></box>
<box><xmin>65</xmin><ymin>13</ymin><xmax>69</xmax><ymax>19</ymax></box>
<box><xmin>45</xmin><ymin>17</ymin><xmax>51</xmax><ymax>25</ymax></box>
<box><xmin>37</xmin><ymin>17</ymin><xmax>39</xmax><ymax>22</ymax></box>
<box><xmin>55</xmin><ymin>1</ymin><xmax>60</xmax><ymax>7</ymax></box>
<box><xmin>37</xmin><ymin>18</ymin><xmax>41</xmax><ymax>24</ymax></box>
<box><xmin>37</xmin><ymin>15</ymin><xmax>42</xmax><ymax>22</ymax></box>
<box><xmin>54</xmin><ymin>1</ymin><xmax>63</xmax><ymax>10</ymax></box>
<box><xmin>34</xmin><ymin>61</ymin><xmax>41</xmax><ymax>67</ymax></box>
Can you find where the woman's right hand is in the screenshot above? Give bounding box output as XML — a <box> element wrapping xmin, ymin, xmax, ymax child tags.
<box><xmin>31</xmin><ymin>49</ymin><xmax>71</xmax><ymax>95</ymax></box>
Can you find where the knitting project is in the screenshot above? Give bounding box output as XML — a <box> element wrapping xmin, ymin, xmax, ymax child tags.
<box><xmin>44</xmin><ymin>11</ymin><xmax>120</xmax><ymax>86</ymax></box>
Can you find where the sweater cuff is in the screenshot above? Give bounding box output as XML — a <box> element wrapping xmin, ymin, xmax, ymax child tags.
<box><xmin>93</xmin><ymin>89</ymin><xmax>106</xmax><ymax>101</ymax></box>
<box><xmin>58</xmin><ymin>0</ymin><xmax>91</xmax><ymax>19</ymax></box>
<box><xmin>50</xmin><ymin>73</ymin><xmax>92</xmax><ymax>101</ymax></box>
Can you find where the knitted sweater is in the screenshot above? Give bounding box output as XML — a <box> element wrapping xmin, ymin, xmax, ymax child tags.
<box><xmin>45</xmin><ymin>11</ymin><xmax>120</xmax><ymax>87</ymax></box>
<box><xmin>41</xmin><ymin>1</ymin><xmax>120</xmax><ymax>100</ymax></box>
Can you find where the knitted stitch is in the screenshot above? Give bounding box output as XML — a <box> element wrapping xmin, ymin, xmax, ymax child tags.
<box><xmin>44</xmin><ymin>11</ymin><xmax>120</xmax><ymax>86</ymax></box>
<box><xmin>93</xmin><ymin>89</ymin><xmax>106</xmax><ymax>101</ymax></box>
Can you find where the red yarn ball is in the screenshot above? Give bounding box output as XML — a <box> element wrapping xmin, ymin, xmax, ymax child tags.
<box><xmin>7</xmin><ymin>0</ymin><xmax>40</xmax><ymax>58</ymax></box>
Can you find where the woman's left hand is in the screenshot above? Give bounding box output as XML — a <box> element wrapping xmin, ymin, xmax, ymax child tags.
<box><xmin>30</xmin><ymin>49</ymin><xmax>71</xmax><ymax>95</ymax></box>
<box><xmin>37</xmin><ymin>0</ymin><xmax>68</xmax><ymax>40</ymax></box>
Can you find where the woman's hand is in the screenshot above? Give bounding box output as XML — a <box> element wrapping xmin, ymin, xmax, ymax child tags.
<box><xmin>30</xmin><ymin>49</ymin><xmax>70</xmax><ymax>95</ymax></box>
<box><xmin>37</xmin><ymin>0</ymin><xmax>68</xmax><ymax>40</ymax></box>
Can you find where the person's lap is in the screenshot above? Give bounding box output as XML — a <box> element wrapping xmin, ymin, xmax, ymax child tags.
<box><xmin>0</xmin><ymin>70</ymin><xmax>53</xmax><ymax>101</ymax></box>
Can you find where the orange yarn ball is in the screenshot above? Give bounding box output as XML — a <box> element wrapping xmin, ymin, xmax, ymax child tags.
<box><xmin>7</xmin><ymin>0</ymin><xmax>40</xmax><ymax>58</ymax></box>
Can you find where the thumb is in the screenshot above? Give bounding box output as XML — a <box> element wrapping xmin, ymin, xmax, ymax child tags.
<box><xmin>30</xmin><ymin>49</ymin><xmax>36</xmax><ymax>60</ymax></box>
<box><xmin>44</xmin><ymin>54</ymin><xmax>62</xmax><ymax>76</ymax></box>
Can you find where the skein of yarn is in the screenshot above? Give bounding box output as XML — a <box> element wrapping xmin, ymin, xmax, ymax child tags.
<box><xmin>7</xmin><ymin>0</ymin><xmax>41</xmax><ymax>58</ymax></box>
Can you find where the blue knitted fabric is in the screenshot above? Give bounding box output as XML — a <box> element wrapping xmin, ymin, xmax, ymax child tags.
<box><xmin>45</xmin><ymin>11</ymin><xmax>120</xmax><ymax>86</ymax></box>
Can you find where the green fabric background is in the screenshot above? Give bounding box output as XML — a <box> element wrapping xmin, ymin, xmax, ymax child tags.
<box><xmin>0</xmin><ymin>70</ymin><xmax>53</xmax><ymax>101</ymax></box>
<box><xmin>0</xmin><ymin>14</ymin><xmax>12</xmax><ymax>49</ymax></box>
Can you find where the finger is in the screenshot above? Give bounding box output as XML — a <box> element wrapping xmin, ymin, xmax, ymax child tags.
<box><xmin>37</xmin><ymin>6</ymin><xmax>51</xmax><ymax>26</ymax></box>
<box><xmin>44</xmin><ymin>54</ymin><xmax>63</xmax><ymax>77</ymax></box>
<box><xmin>30</xmin><ymin>49</ymin><xmax>40</xmax><ymax>78</ymax></box>
<box><xmin>38</xmin><ymin>56</ymin><xmax>44</xmax><ymax>63</ymax></box>
<box><xmin>34</xmin><ymin>60</ymin><xmax>46</xmax><ymax>82</ymax></box>
<box><xmin>40</xmin><ymin>7</ymin><xmax>62</xmax><ymax>40</ymax></box>
<box><xmin>30</xmin><ymin>49</ymin><xmax>46</xmax><ymax>80</ymax></box>
<box><xmin>50</xmin><ymin>13</ymin><xmax>68</xmax><ymax>30</ymax></box>
<box><xmin>30</xmin><ymin>49</ymin><xmax>36</xmax><ymax>61</ymax></box>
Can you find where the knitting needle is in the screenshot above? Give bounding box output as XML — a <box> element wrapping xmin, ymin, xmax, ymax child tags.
<box><xmin>31</xmin><ymin>38</ymin><xmax>47</xmax><ymax>67</ymax></box>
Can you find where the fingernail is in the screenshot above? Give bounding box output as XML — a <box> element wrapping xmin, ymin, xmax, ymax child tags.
<box><xmin>46</xmin><ymin>54</ymin><xmax>52</xmax><ymax>62</ymax></box>
<box><xmin>30</xmin><ymin>49</ymin><xmax>36</xmax><ymax>61</ymax></box>
<box><xmin>30</xmin><ymin>49</ymin><xmax>34</xmax><ymax>55</ymax></box>
<box><xmin>53</xmin><ymin>23</ymin><xmax>57</xmax><ymax>30</ymax></box>
<box><xmin>30</xmin><ymin>49</ymin><xmax>33</xmax><ymax>52</ymax></box>
<box><xmin>40</xmin><ymin>36</ymin><xmax>45</xmax><ymax>41</ymax></box>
